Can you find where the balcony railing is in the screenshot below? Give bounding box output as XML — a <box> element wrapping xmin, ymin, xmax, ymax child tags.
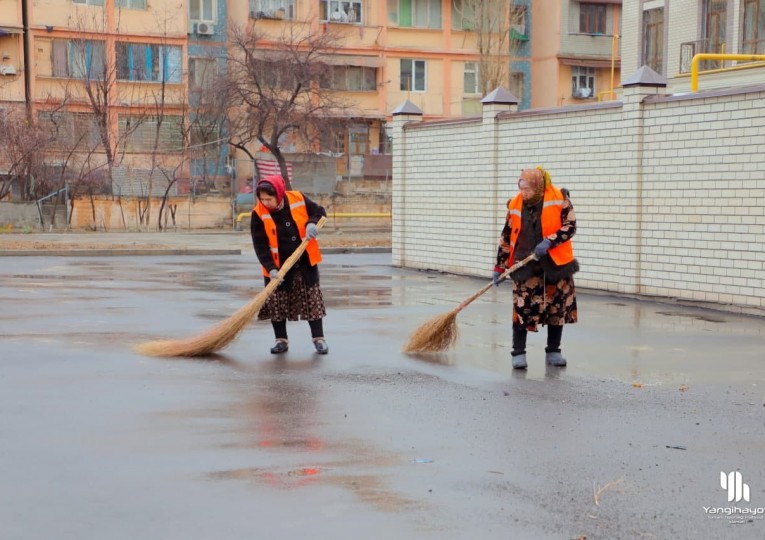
<box><xmin>679</xmin><ymin>39</ymin><xmax>725</xmax><ymax>73</ymax></box>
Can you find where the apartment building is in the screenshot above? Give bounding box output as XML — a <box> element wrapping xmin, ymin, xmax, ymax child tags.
<box><xmin>187</xmin><ymin>0</ymin><xmax>229</xmax><ymax>189</ymax></box>
<box><xmin>11</xmin><ymin>0</ymin><xmax>188</xmax><ymax>197</ymax></box>
<box><xmin>0</xmin><ymin>0</ymin><xmax>25</xmax><ymax>106</ymax></box>
<box><xmin>531</xmin><ymin>0</ymin><xmax>622</xmax><ymax>107</ymax></box>
<box><xmin>622</xmin><ymin>0</ymin><xmax>765</xmax><ymax>93</ymax></box>
<box><xmin>228</xmin><ymin>0</ymin><xmax>532</xmax><ymax>179</ymax></box>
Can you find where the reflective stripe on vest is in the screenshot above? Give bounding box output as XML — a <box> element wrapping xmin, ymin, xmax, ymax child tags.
<box><xmin>506</xmin><ymin>185</ymin><xmax>574</xmax><ymax>267</ymax></box>
<box><xmin>254</xmin><ymin>191</ymin><xmax>322</xmax><ymax>276</ymax></box>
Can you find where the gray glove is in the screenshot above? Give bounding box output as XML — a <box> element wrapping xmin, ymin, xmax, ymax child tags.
<box><xmin>269</xmin><ymin>269</ymin><xmax>279</xmax><ymax>280</ymax></box>
<box><xmin>306</xmin><ymin>223</ymin><xmax>318</xmax><ymax>240</ymax></box>
<box><xmin>492</xmin><ymin>267</ymin><xmax>506</xmax><ymax>287</ymax></box>
<box><xmin>534</xmin><ymin>238</ymin><xmax>552</xmax><ymax>259</ymax></box>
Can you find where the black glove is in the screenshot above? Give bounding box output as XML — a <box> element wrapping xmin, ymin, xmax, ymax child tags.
<box><xmin>534</xmin><ymin>239</ymin><xmax>552</xmax><ymax>259</ymax></box>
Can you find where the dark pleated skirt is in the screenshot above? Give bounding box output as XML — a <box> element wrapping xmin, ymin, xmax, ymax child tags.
<box><xmin>257</xmin><ymin>272</ymin><xmax>327</xmax><ymax>322</ymax></box>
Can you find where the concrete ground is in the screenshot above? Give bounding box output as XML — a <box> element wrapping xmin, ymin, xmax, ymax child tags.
<box><xmin>0</xmin><ymin>241</ymin><xmax>763</xmax><ymax>539</ymax></box>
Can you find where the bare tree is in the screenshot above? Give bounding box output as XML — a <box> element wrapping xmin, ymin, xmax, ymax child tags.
<box><xmin>0</xmin><ymin>107</ymin><xmax>50</xmax><ymax>201</ymax></box>
<box><xmin>227</xmin><ymin>21</ymin><xmax>350</xmax><ymax>190</ymax></box>
<box><xmin>453</xmin><ymin>0</ymin><xmax>528</xmax><ymax>95</ymax></box>
<box><xmin>187</xmin><ymin>52</ymin><xmax>229</xmax><ymax>194</ymax></box>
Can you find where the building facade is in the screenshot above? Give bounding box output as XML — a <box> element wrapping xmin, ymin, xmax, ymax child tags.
<box><xmin>531</xmin><ymin>0</ymin><xmax>622</xmax><ymax>107</ymax></box>
<box><xmin>0</xmin><ymin>0</ymin><xmax>25</xmax><ymax>106</ymax></box>
<box><xmin>227</xmin><ymin>0</ymin><xmax>533</xmax><ymax>181</ymax></box>
<box><xmin>622</xmin><ymin>0</ymin><xmax>765</xmax><ymax>93</ymax></box>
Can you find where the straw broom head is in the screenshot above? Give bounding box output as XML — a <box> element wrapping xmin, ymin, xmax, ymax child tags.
<box><xmin>134</xmin><ymin>291</ymin><xmax>269</xmax><ymax>357</ymax></box>
<box><xmin>135</xmin><ymin>216</ymin><xmax>327</xmax><ymax>358</ymax></box>
<box><xmin>402</xmin><ymin>255</ymin><xmax>536</xmax><ymax>354</ymax></box>
<box><xmin>402</xmin><ymin>308</ymin><xmax>459</xmax><ymax>354</ymax></box>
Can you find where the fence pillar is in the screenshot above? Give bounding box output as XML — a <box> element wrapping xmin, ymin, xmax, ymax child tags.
<box><xmin>481</xmin><ymin>88</ymin><xmax>519</xmax><ymax>244</ymax></box>
<box><xmin>620</xmin><ymin>66</ymin><xmax>668</xmax><ymax>294</ymax></box>
<box><xmin>391</xmin><ymin>100</ymin><xmax>423</xmax><ymax>267</ymax></box>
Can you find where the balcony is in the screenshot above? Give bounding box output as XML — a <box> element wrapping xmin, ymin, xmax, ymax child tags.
<box><xmin>679</xmin><ymin>39</ymin><xmax>726</xmax><ymax>73</ymax></box>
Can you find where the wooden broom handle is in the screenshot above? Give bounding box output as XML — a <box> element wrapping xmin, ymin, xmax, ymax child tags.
<box><xmin>453</xmin><ymin>254</ymin><xmax>537</xmax><ymax>314</ymax></box>
<box><xmin>274</xmin><ymin>216</ymin><xmax>328</xmax><ymax>281</ymax></box>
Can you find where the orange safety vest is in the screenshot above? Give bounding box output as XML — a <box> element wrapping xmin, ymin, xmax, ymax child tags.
<box><xmin>506</xmin><ymin>184</ymin><xmax>575</xmax><ymax>267</ymax></box>
<box><xmin>253</xmin><ymin>191</ymin><xmax>322</xmax><ymax>276</ymax></box>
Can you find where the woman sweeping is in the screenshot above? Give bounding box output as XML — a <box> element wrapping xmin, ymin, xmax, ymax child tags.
<box><xmin>251</xmin><ymin>174</ymin><xmax>329</xmax><ymax>355</ymax></box>
<box><xmin>493</xmin><ymin>167</ymin><xmax>579</xmax><ymax>369</ymax></box>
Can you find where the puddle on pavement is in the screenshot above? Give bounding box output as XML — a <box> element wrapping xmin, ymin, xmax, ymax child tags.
<box><xmin>655</xmin><ymin>311</ymin><xmax>728</xmax><ymax>324</ymax></box>
<box><xmin>206</xmin><ymin>467</ymin><xmax>418</xmax><ymax>513</ymax></box>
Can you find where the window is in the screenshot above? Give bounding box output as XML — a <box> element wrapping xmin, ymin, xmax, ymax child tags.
<box><xmin>322</xmin><ymin>65</ymin><xmax>376</xmax><ymax>91</ymax></box>
<box><xmin>117</xmin><ymin>43</ymin><xmax>182</xmax><ymax>83</ymax></box>
<box><xmin>320</xmin><ymin>1</ymin><xmax>362</xmax><ymax>24</ymax></box>
<box><xmin>249</xmin><ymin>0</ymin><xmax>294</xmax><ymax>19</ymax></box>
<box><xmin>119</xmin><ymin>115</ymin><xmax>184</xmax><ymax>152</ymax></box>
<box><xmin>38</xmin><ymin>111</ymin><xmax>102</xmax><ymax>149</ymax></box>
<box><xmin>703</xmin><ymin>0</ymin><xmax>727</xmax><ymax>52</ymax></box>
<box><xmin>642</xmin><ymin>8</ymin><xmax>664</xmax><ymax>74</ymax></box>
<box><xmin>189</xmin><ymin>57</ymin><xmax>217</xmax><ymax>87</ymax></box>
<box><xmin>509</xmin><ymin>71</ymin><xmax>524</xmax><ymax>103</ymax></box>
<box><xmin>72</xmin><ymin>0</ymin><xmax>104</xmax><ymax>6</ymax></box>
<box><xmin>463</xmin><ymin>62</ymin><xmax>479</xmax><ymax>95</ymax></box>
<box><xmin>580</xmin><ymin>3</ymin><xmax>606</xmax><ymax>34</ymax></box>
<box><xmin>571</xmin><ymin>66</ymin><xmax>595</xmax><ymax>98</ymax></box>
<box><xmin>388</xmin><ymin>0</ymin><xmax>441</xmax><ymax>29</ymax></box>
<box><xmin>400</xmin><ymin>59</ymin><xmax>426</xmax><ymax>91</ymax></box>
<box><xmin>742</xmin><ymin>0</ymin><xmax>765</xmax><ymax>54</ymax></box>
<box><xmin>510</xmin><ymin>5</ymin><xmax>529</xmax><ymax>40</ymax></box>
<box><xmin>51</xmin><ymin>40</ymin><xmax>105</xmax><ymax>80</ymax></box>
<box><xmin>451</xmin><ymin>0</ymin><xmax>475</xmax><ymax>30</ymax></box>
<box><xmin>116</xmin><ymin>0</ymin><xmax>146</xmax><ymax>9</ymax></box>
<box><xmin>189</xmin><ymin>0</ymin><xmax>215</xmax><ymax>22</ymax></box>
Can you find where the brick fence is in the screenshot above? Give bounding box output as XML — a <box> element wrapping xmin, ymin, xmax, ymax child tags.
<box><xmin>391</xmin><ymin>83</ymin><xmax>765</xmax><ymax>316</ymax></box>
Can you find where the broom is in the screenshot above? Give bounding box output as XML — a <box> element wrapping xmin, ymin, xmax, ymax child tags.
<box><xmin>135</xmin><ymin>216</ymin><xmax>328</xmax><ymax>358</ymax></box>
<box><xmin>403</xmin><ymin>254</ymin><xmax>536</xmax><ymax>354</ymax></box>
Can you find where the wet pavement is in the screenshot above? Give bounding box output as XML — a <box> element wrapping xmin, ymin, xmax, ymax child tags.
<box><xmin>1</xmin><ymin>252</ymin><xmax>764</xmax><ymax>539</ymax></box>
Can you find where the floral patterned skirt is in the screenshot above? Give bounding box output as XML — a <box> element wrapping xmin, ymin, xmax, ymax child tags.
<box><xmin>512</xmin><ymin>273</ymin><xmax>578</xmax><ymax>331</ymax></box>
<box><xmin>257</xmin><ymin>272</ymin><xmax>327</xmax><ymax>322</ymax></box>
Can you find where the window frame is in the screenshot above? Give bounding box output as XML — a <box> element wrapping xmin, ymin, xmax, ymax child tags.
<box><xmin>388</xmin><ymin>0</ymin><xmax>442</xmax><ymax>29</ymax></box>
<box><xmin>249</xmin><ymin>0</ymin><xmax>294</xmax><ymax>20</ymax></box>
<box><xmin>72</xmin><ymin>0</ymin><xmax>104</xmax><ymax>6</ymax></box>
<box><xmin>741</xmin><ymin>0</ymin><xmax>765</xmax><ymax>54</ymax></box>
<box><xmin>116</xmin><ymin>42</ymin><xmax>183</xmax><ymax>84</ymax></box>
<box><xmin>320</xmin><ymin>1</ymin><xmax>363</xmax><ymax>24</ymax></box>
<box><xmin>579</xmin><ymin>3</ymin><xmax>607</xmax><ymax>35</ymax></box>
<box><xmin>50</xmin><ymin>39</ymin><xmax>106</xmax><ymax>80</ymax></box>
<box><xmin>189</xmin><ymin>0</ymin><xmax>216</xmax><ymax>23</ymax></box>
<box><xmin>571</xmin><ymin>66</ymin><xmax>595</xmax><ymax>98</ymax></box>
<box><xmin>642</xmin><ymin>7</ymin><xmax>664</xmax><ymax>75</ymax></box>
<box><xmin>400</xmin><ymin>58</ymin><xmax>426</xmax><ymax>92</ymax></box>
<box><xmin>115</xmin><ymin>0</ymin><xmax>147</xmax><ymax>9</ymax></box>
<box><xmin>189</xmin><ymin>57</ymin><xmax>218</xmax><ymax>88</ymax></box>
<box><xmin>463</xmin><ymin>61</ymin><xmax>479</xmax><ymax>95</ymax></box>
<box><xmin>509</xmin><ymin>70</ymin><xmax>525</xmax><ymax>104</ymax></box>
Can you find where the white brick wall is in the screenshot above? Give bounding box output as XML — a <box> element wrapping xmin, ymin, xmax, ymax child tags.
<box><xmin>392</xmin><ymin>86</ymin><xmax>765</xmax><ymax>315</ymax></box>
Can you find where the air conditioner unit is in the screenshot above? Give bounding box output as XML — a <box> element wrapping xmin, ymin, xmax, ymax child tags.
<box><xmin>573</xmin><ymin>87</ymin><xmax>592</xmax><ymax>99</ymax></box>
<box><xmin>196</xmin><ymin>22</ymin><xmax>215</xmax><ymax>35</ymax></box>
<box><xmin>0</xmin><ymin>65</ymin><xmax>17</xmax><ymax>76</ymax></box>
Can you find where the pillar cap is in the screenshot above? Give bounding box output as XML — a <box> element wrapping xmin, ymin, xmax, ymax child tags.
<box><xmin>391</xmin><ymin>100</ymin><xmax>423</xmax><ymax>116</ymax></box>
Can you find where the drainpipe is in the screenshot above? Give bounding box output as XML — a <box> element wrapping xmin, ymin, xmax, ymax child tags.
<box><xmin>21</xmin><ymin>0</ymin><xmax>32</xmax><ymax>119</ymax></box>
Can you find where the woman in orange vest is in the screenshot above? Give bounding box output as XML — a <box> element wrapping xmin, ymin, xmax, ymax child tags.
<box><xmin>493</xmin><ymin>167</ymin><xmax>579</xmax><ymax>370</ymax></box>
<box><xmin>251</xmin><ymin>175</ymin><xmax>329</xmax><ymax>355</ymax></box>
